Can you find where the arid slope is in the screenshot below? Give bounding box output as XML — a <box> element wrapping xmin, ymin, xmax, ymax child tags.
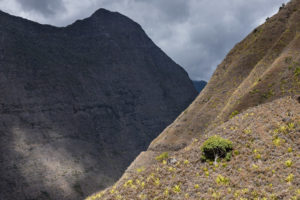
<box><xmin>149</xmin><ymin>0</ymin><xmax>300</xmax><ymax>152</ymax></box>
<box><xmin>94</xmin><ymin>96</ymin><xmax>300</xmax><ymax>200</ymax></box>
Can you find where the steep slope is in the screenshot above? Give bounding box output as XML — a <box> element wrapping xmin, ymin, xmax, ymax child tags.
<box><xmin>0</xmin><ymin>9</ymin><xmax>197</xmax><ymax>200</ymax></box>
<box><xmin>149</xmin><ymin>0</ymin><xmax>300</xmax><ymax>152</ymax></box>
<box><xmin>91</xmin><ymin>0</ymin><xmax>300</xmax><ymax>199</ymax></box>
<box><xmin>192</xmin><ymin>80</ymin><xmax>207</xmax><ymax>93</ymax></box>
<box><xmin>96</xmin><ymin>96</ymin><xmax>300</xmax><ymax>200</ymax></box>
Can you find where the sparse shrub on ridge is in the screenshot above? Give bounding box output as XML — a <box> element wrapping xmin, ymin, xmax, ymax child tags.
<box><xmin>279</xmin><ymin>3</ymin><xmax>286</xmax><ymax>11</ymax></box>
<box><xmin>201</xmin><ymin>135</ymin><xmax>233</xmax><ymax>163</ymax></box>
<box><xmin>155</xmin><ymin>152</ymin><xmax>168</xmax><ymax>162</ymax></box>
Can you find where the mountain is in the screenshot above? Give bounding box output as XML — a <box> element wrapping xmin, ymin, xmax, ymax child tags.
<box><xmin>192</xmin><ymin>80</ymin><xmax>207</xmax><ymax>93</ymax></box>
<box><xmin>0</xmin><ymin>9</ymin><xmax>197</xmax><ymax>200</ymax></box>
<box><xmin>92</xmin><ymin>0</ymin><xmax>300</xmax><ymax>199</ymax></box>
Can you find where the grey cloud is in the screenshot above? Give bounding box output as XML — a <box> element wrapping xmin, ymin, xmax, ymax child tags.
<box><xmin>135</xmin><ymin>0</ymin><xmax>190</xmax><ymax>23</ymax></box>
<box><xmin>0</xmin><ymin>0</ymin><xmax>290</xmax><ymax>80</ymax></box>
<box><xmin>15</xmin><ymin>0</ymin><xmax>65</xmax><ymax>16</ymax></box>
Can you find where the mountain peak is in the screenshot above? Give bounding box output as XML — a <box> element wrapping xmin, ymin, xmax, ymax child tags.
<box><xmin>89</xmin><ymin>8</ymin><xmax>124</xmax><ymax>21</ymax></box>
<box><xmin>68</xmin><ymin>7</ymin><xmax>144</xmax><ymax>37</ymax></box>
<box><xmin>0</xmin><ymin>6</ymin><xmax>197</xmax><ymax>200</ymax></box>
<box><xmin>69</xmin><ymin>7</ymin><xmax>138</xmax><ymax>31</ymax></box>
<box><xmin>92</xmin><ymin>8</ymin><xmax>114</xmax><ymax>16</ymax></box>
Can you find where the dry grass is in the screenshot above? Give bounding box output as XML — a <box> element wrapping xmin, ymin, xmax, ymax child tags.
<box><xmin>87</xmin><ymin>96</ymin><xmax>300</xmax><ymax>200</ymax></box>
<box><xmin>147</xmin><ymin>0</ymin><xmax>300</xmax><ymax>152</ymax></box>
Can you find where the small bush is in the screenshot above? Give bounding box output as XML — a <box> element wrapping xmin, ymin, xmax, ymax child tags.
<box><xmin>201</xmin><ymin>135</ymin><xmax>233</xmax><ymax>162</ymax></box>
<box><xmin>285</xmin><ymin>160</ymin><xmax>293</xmax><ymax>167</ymax></box>
<box><xmin>172</xmin><ymin>185</ymin><xmax>181</xmax><ymax>193</ymax></box>
<box><xmin>285</xmin><ymin>174</ymin><xmax>294</xmax><ymax>183</ymax></box>
<box><xmin>295</xmin><ymin>67</ymin><xmax>300</xmax><ymax>76</ymax></box>
<box><xmin>225</xmin><ymin>152</ymin><xmax>232</xmax><ymax>161</ymax></box>
<box><xmin>279</xmin><ymin>3</ymin><xmax>285</xmax><ymax>11</ymax></box>
<box><xmin>230</xmin><ymin>110</ymin><xmax>239</xmax><ymax>118</ymax></box>
<box><xmin>156</xmin><ymin>152</ymin><xmax>168</xmax><ymax>162</ymax></box>
<box><xmin>215</xmin><ymin>174</ymin><xmax>230</xmax><ymax>185</ymax></box>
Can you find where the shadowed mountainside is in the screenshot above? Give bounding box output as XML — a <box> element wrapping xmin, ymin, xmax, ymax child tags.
<box><xmin>91</xmin><ymin>0</ymin><xmax>300</xmax><ymax>199</ymax></box>
<box><xmin>0</xmin><ymin>9</ymin><xmax>197</xmax><ymax>200</ymax></box>
<box><xmin>192</xmin><ymin>80</ymin><xmax>207</xmax><ymax>93</ymax></box>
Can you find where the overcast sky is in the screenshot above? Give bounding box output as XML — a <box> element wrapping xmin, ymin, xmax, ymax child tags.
<box><xmin>0</xmin><ymin>0</ymin><xmax>289</xmax><ymax>81</ymax></box>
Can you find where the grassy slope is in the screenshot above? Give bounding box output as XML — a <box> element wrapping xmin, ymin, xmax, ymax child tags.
<box><xmin>149</xmin><ymin>0</ymin><xmax>300</xmax><ymax>152</ymax></box>
<box><xmin>93</xmin><ymin>96</ymin><xmax>300</xmax><ymax>200</ymax></box>
<box><xmin>86</xmin><ymin>0</ymin><xmax>300</xmax><ymax>199</ymax></box>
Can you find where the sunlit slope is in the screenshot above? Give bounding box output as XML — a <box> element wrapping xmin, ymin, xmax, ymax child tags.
<box><xmin>90</xmin><ymin>96</ymin><xmax>300</xmax><ymax>199</ymax></box>
<box><xmin>149</xmin><ymin>0</ymin><xmax>300</xmax><ymax>152</ymax></box>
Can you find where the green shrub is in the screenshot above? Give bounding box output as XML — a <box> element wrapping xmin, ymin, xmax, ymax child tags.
<box><xmin>230</xmin><ymin>110</ymin><xmax>239</xmax><ymax>118</ymax></box>
<box><xmin>201</xmin><ymin>135</ymin><xmax>233</xmax><ymax>162</ymax></box>
<box><xmin>225</xmin><ymin>152</ymin><xmax>232</xmax><ymax>161</ymax></box>
<box><xmin>155</xmin><ymin>152</ymin><xmax>169</xmax><ymax>162</ymax></box>
<box><xmin>295</xmin><ymin>67</ymin><xmax>300</xmax><ymax>76</ymax></box>
<box><xmin>215</xmin><ymin>174</ymin><xmax>230</xmax><ymax>185</ymax></box>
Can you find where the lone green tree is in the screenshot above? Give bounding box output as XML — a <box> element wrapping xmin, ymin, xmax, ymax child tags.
<box><xmin>201</xmin><ymin>135</ymin><xmax>233</xmax><ymax>165</ymax></box>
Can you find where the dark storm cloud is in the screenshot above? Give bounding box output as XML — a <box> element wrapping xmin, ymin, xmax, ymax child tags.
<box><xmin>0</xmin><ymin>0</ymin><xmax>290</xmax><ymax>80</ymax></box>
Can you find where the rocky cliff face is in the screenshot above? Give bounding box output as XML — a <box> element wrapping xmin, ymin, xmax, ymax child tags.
<box><xmin>0</xmin><ymin>9</ymin><xmax>197</xmax><ymax>200</ymax></box>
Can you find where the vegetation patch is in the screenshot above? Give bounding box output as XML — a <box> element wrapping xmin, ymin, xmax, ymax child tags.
<box><xmin>88</xmin><ymin>97</ymin><xmax>300</xmax><ymax>200</ymax></box>
<box><xmin>295</xmin><ymin>66</ymin><xmax>300</xmax><ymax>77</ymax></box>
<box><xmin>155</xmin><ymin>152</ymin><xmax>169</xmax><ymax>162</ymax></box>
<box><xmin>229</xmin><ymin>110</ymin><xmax>239</xmax><ymax>118</ymax></box>
<box><xmin>200</xmin><ymin>135</ymin><xmax>233</xmax><ymax>163</ymax></box>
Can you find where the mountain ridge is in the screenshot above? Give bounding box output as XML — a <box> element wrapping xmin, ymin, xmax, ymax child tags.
<box><xmin>0</xmin><ymin>8</ymin><xmax>196</xmax><ymax>200</ymax></box>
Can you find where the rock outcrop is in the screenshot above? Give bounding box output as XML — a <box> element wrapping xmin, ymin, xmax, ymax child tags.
<box><xmin>0</xmin><ymin>9</ymin><xmax>197</xmax><ymax>200</ymax></box>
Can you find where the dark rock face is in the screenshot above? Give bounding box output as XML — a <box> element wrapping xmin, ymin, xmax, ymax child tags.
<box><xmin>192</xmin><ymin>80</ymin><xmax>207</xmax><ymax>93</ymax></box>
<box><xmin>0</xmin><ymin>9</ymin><xmax>197</xmax><ymax>200</ymax></box>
